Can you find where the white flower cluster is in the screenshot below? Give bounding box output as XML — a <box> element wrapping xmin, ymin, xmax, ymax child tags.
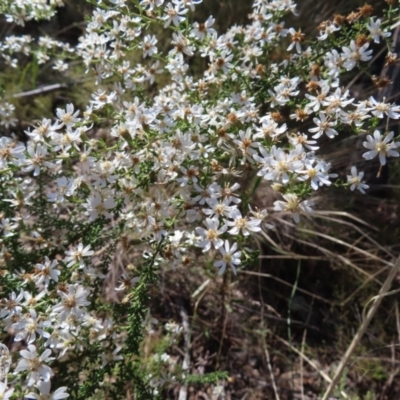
<box><xmin>0</xmin><ymin>34</ymin><xmax>73</xmax><ymax>69</ymax></box>
<box><xmin>0</xmin><ymin>0</ymin><xmax>64</xmax><ymax>26</ymax></box>
<box><xmin>0</xmin><ymin>102</ymin><xmax>17</xmax><ymax>129</ymax></box>
<box><xmin>0</xmin><ymin>0</ymin><xmax>399</xmax><ymax>397</ymax></box>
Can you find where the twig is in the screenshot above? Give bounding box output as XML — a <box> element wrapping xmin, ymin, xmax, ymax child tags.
<box><xmin>178</xmin><ymin>304</ymin><xmax>190</xmax><ymax>400</ymax></box>
<box><xmin>11</xmin><ymin>83</ymin><xmax>68</xmax><ymax>98</ymax></box>
<box><xmin>264</xmin><ymin>334</ymin><xmax>280</xmax><ymax>400</ymax></box>
<box><xmin>321</xmin><ymin>254</ymin><xmax>400</xmax><ymax>400</ymax></box>
<box><xmin>379</xmin><ymin>342</ymin><xmax>399</xmax><ymax>400</ymax></box>
<box><xmin>216</xmin><ymin>271</ymin><xmax>230</xmax><ymax>369</ymax></box>
<box><xmin>300</xmin><ymin>330</ymin><xmax>307</xmax><ymax>400</ymax></box>
<box><xmin>396</xmin><ymin>302</ymin><xmax>400</xmax><ymax>346</ymax></box>
<box><xmin>257</xmin><ymin>237</ymin><xmax>280</xmax><ymax>400</ymax></box>
<box><xmin>8</xmin><ymin>76</ymin><xmax>93</xmax><ymax>100</ymax></box>
<box><xmin>355</xmin><ymin>356</ymin><xmax>400</xmax><ymax>365</ymax></box>
<box><xmin>259</xmin><ymin>255</ymin><xmax>328</xmax><ymax>260</ymax></box>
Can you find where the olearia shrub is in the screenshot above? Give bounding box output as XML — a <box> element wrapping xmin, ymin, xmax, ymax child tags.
<box><xmin>0</xmin><ymin>0</ymin><xmax>399</xmax><ymax>398</ymax></box>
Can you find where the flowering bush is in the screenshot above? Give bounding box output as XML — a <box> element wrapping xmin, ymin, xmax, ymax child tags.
<box><xmin>0</xmin><ymin>0</ymin><xmax>399</xmax><ymax>398</ymax></box>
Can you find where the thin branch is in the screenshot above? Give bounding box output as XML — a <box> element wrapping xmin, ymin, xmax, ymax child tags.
<box><xmin>11</xmin><ymin>83</ymin><xmax>68</xmax><ymax>98</ymax></box>
<box><xmin>178</xmin><ymin>304</ymin><xmax>190</xmax><ymax>400</ymax></box>
<box><xmin>264</xmin><ymin>334</ymin><xmax>280</xmax><ymax>400</ymax></box>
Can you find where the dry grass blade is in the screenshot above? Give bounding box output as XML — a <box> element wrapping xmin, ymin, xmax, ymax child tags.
<box><xmin>296</xmin><ymin>226</ymin><xmax>394</xmax><ymax>268</ymax></box>
<box><xmin>259</xmin><ymin>255</ymin><xmax>329</xmax><ymax>260</ymax></box>
<box><xmin>311</xmin><ymin>211</ymin><xmax>378</xmax><ymax>230</ymax></box>
<box><xmin>259</xmin><ymin>229</ymin><xmax>290</xmax><ymax>254</ymax></box>
<box><xmin>321</xmin><ymin>254</ymin><xmax>400</xmax><ymax>400</ymax></box>
<box><xmin>300</xmin><ymin>330</ymin><xmax>307</xmax><ymax>400</ymax></box>
<box><xmin>262</xmin><ymin>333</ymin><xmax>281</xmax><ymax>400</ymax></box>
<box><xmin>338</xmin><ymin>266</ymin><xmax>388</xmax><ymax>307</ymax></box>
<box><xmin>274</xmin><ymin>335</ymin><xmax>348</xmax><ymax>399</ymax></box>
<box><xmin>311</xmin><ymin>213</ymin><xmax>394</xmax><ymax>259</ymax></box>
<box><xmin>242</xmin><ymin>270</ymin><xmax>334</xmax><ymax>306</ymax></box>
<box><xmin>281</xmin><ymin>230</ymin><xmax>382</xmax><ymax>285</ymax></box>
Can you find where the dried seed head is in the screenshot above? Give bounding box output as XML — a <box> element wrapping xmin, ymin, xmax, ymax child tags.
<box><xmin>295</xmin><ymin>109</ymin><xmax>309</xmax><ymax>121</ymax></box>
<box><xmin>310</xmin><ymin>63</ymin><xmax>321</xmax><ymax>76</ymax></box>
<box><xmin>271</xmin><ymin>112</ymin><xmax>284</xmax><ymax>122</ymax></box>
<box><xmin>227</xmin><ymin>112</ymin><xmax>239</xmax><ymax>125</ymax></box>
<box><xmin>358</xmin><ymin>4</ymin><xmax>374</xmax><ymax>17</ymax></box>
<box><xmin>371</xmin><ymin>75</ymin><xmax>392</xmax><ymax>89</ymax></box>
<box><xmin>356</xmin><ymin>34</ymin><xmax>369</xmax><ymax>48</ymax></box>
<box><xmin>274</xmin><ymin>23</ymin><xmax>284</xmax><ymax>33</ymax></box>
<box><xmin>346</xmin><ymin>11</ymin><xmax>360</xmax><ymax>23</ymax></box>
<box><xmin>210</xmin><ymin>159</ymin><xmax>222</xmax><ymax>172</ymax></box>
<box><xmin>385</xmin><ymin>52</ymin><xmax>398</xmax><ymax>66</ymax></box>
<box><xmin>57</xmin><ymin>282</ymin><xmax>68</xmax><ymax>293</ymax></box>
<box><xmin>333</xmin><ymin>14</ymin><xmax>346</xmax><ymax>26</ymax></box>
<box><xmin>290</xmin><ymin>29</ymin><xmax>305</xmax><ymax>43</ymax></box>
<box><xmin>306</xmin><ymin>80</ymin><xmax>320</xmax><ymax>92</ymax></box>
<box><xmin>255</xmin><ymin>64</ymin><xmax>265</xmax><ymax>76</ymax></box>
